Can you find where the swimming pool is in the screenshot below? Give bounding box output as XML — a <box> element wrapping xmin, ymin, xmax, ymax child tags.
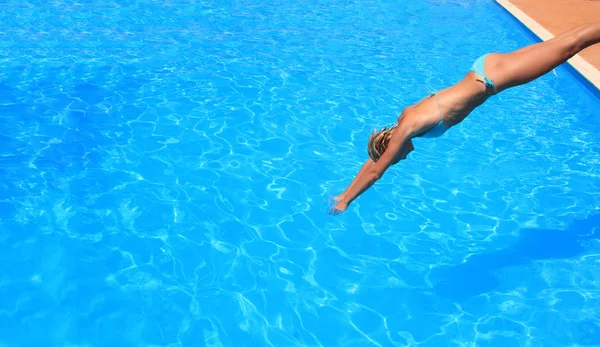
<box><xmin>2</xmin><ymin>0</ymin><xmax>600</xmax><ymax>345</ymax></box>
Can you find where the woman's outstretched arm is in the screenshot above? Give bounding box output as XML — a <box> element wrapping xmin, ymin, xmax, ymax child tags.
<box><xmin>329</xmin><ymin>122</ymin><xmax>416</xmax><ymax>215</ymax></box>
<box><xmin>332</xmin><ymin>158</ymin><xmax>375</xmax><ymax>202</ymax></box>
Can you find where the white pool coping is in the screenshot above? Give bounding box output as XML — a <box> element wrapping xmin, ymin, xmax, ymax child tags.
<box><xmin>496</xmin><ymin>0</ymin><xmax>600</xmax><ymax>92</ymax></box>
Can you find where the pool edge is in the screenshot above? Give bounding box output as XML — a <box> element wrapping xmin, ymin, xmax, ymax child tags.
<box><xmin>495</xmin><ymin>0</ymin><xmax>600</xmax><ymax>94</ymax></box>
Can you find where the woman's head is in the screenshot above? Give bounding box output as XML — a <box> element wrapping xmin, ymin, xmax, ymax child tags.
<box><xmin>367</xmin><ymin>125</ymin><xmax>413</xmax><ymax>163</ymax></box>
<box><xmin>367</xmin><ymin>125</ymin><xmax>396</xmax><ymax>162</ymax></box>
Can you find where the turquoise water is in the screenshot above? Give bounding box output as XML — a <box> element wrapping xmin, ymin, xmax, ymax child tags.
<box><xmin>2</xmin><ymin>0</ymin><xmax>600</xmax><ymax>345</ymax></box>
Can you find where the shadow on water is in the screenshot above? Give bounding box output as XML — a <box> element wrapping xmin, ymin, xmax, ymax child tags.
<box><xmin>432</xmin><ymin>213</ymin><xmax>600</xmax><ymax>344</ymax></box>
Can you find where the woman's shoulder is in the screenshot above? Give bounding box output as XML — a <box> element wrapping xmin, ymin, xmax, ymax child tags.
<box><xmin>396</xmin><ymin>107</ymin><xmax>431</xmax><ymax>138</ymax></box>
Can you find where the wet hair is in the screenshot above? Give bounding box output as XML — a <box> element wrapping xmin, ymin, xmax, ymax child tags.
<box><xmin>367</xmin><ymin>124</ymin><xmax>397</xmax><ymax>162</ymax></box>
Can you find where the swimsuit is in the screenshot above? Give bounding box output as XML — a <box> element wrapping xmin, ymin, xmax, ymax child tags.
<box><xmin>412</xmin><ymin>93</ymin><xmax>448</xmax><ymax>138</ymax></box>
<box><xmin>470</xmin><ymin>53</ymin><xmax>497</xmax><ymax>93</ymax></box>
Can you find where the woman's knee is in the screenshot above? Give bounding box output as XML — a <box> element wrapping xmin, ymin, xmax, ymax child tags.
<box><xmin>566</xmin><ymin>36</ymin><xmax>582</xmax><ymax>57</ymax></box>
<box><xmin>558</xmin><ymin>34</ymin><xmax>585</xmax><ymax>60</ymax></box>
<box><xmin>570</xmin><ymin>23</ymin><xmax>600</xmax><ymax>53</ymax></box>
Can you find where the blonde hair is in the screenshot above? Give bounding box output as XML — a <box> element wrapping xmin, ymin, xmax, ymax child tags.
<box><xmin>367</xmin><ymin>124</ymin><xmax>396</xmax><ymax>162</ymax></box>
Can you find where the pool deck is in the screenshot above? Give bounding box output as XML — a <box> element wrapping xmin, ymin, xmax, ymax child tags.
<box><xmin>496</xmin><ymin>0</ymin><xmax>600</xmax><ymax>91</ymax></box>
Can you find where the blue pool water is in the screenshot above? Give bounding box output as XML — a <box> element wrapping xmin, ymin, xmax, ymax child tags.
<box><xmin>2</xmin><ymin>0</ymin><xmax>600</xmax><ymax>345</ymax></box>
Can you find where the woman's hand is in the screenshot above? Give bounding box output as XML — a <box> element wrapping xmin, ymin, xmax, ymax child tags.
<box><xmin>332</xmin><ymin>194</ymin><xmax>346</xmax><ymax>202</ymax></box>
<box><xmin>329</xmin><ymin>200</ymin><xmax>349</xmax><ymax>215</ymax></box>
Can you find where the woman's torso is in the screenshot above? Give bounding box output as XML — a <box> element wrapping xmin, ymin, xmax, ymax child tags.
<box><xmin>408</xmin><ymin>72</ymin><xmax>492</xmax><ymax>129</ymax></box>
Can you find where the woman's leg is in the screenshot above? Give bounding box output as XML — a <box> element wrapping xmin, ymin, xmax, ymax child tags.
<box><xmin>487</xmin><ymin>23</ymin><xmax>600</xmax><ymax>92</ymax></box>
<box><xmin>509</xmin><ymin>24</ymin><xmax>588</xmax><ymax>55</ymax></box>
